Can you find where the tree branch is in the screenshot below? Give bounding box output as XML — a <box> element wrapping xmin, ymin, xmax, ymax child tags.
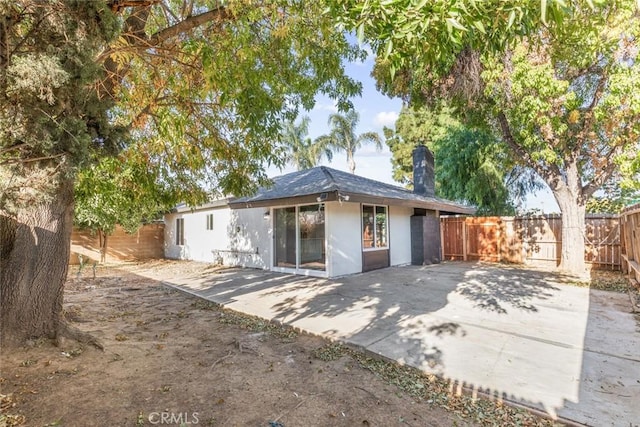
<box><xmin>149</xmin><ymin>5</ymin><xmax>230</xmax><ymax>46</ymax></box>
<box><xmin>496</xmin><ymin>111</ymin><xmax>563</xmax><ymax>192</ymax></box>
<box><xmin>0</xmin><ymin>143</ymin><xmax>26</xmax><ymax>155</ymax></box>
<box><xmin>107</xmin><ymin>0</ymin><xmax>158</xmax><ymax>13</ymax></box>
<box><xmin>101</xmin><ymin>4</ymin><xmax>153</xmax><ymax>100</ymax></box>
<box><xmin>582</xmin><ymin>143</ymin><xmax>623</xmax><ymax>198</ymax></box>
<box><xmin>0</xmin><ymin>153</ymin><xmax>65</xmax><ymax>166</ymax></box>
<box><xmin>99</xmin><ymin>3</ymin><xmax>231</xmax><ymax>101</ymax></box>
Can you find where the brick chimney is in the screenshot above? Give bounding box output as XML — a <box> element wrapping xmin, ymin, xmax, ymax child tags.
<box><xmin>412</xmin><ymin>145</ymin><xmax>435</xmax><ymax>197</ymax></box>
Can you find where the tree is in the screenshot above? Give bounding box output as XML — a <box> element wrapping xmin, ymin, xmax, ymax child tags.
<box><xmin>279</xmin><ymin>116</ymin><xmax>332</xmax><ymax>170</ymax></box>
<box><xmin>385</xmin><ymin>105</ymin><xmax>541</xmax><ymax>215</ymax></box>
<box><xmin>316</xmin><ymin>109</ymin><xmax>382</xmax><ymax>173</ymax></box>
<box><xmin>474</xmin><ymin>6</ymin><xmax>640</xmax><ymax>277</ymax></box>
<box><xmin>331</xmin><ymin>1</ymin><xmax>640</xmax><ymax>278</ymax></box>
<box><xmin>0</xmin><ymin>0</ymin><xmax>364</xmax><ymax>346</ymax></box>
<box><xmin>74</xmin><ymin>154</ymin><xmax>174</xmax><ymax>262</ymax></box>
<box><xmin>0</xmin><ymin>1</ymin><xmax>118</xmax><ymax>347</ymax></box>
<box><xmin>586</xmin><ymin>177</ymin><xmax>640</xmax><ymax>213</ymax></box>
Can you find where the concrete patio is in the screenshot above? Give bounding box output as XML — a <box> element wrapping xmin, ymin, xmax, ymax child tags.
<box><xmin>153</xmin><ymin>262</ymin><xmax>640</xmax><ymax>426</ymax></box>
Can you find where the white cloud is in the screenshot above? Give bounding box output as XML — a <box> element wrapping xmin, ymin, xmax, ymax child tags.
<box><xmin>313</xmin><ymin>101</ymin><xmax>338</xmax><ymax>113</ymax></box>
<box><xmin>373</xmin><ymin>111</ymin><xmax>399</xmax><ymax>128</ymax></box>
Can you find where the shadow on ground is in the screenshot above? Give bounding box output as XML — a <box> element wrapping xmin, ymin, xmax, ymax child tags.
<box><xmin>160</xmin><ymin>261</ymin><xmax>640</xmax><ymax>425</ymax></box>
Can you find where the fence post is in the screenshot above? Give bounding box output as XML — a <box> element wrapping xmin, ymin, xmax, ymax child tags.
<box><xmin>462</xmin><ymin>218</ymin><xmax>468</xmax><ymax>261</ymax></box>
<box><xmin>439</xmin><ymin>213</ymin><xmax>445</xmax><ymax>261</ymax></box>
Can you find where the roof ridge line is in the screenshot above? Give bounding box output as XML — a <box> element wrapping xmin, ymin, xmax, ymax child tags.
<box><xmin>320</xmin><ymin>166</ymin><xmax>339</xmax><ymax>191</ymax></box>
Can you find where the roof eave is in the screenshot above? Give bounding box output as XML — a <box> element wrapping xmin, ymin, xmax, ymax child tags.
<box><xmin>336</xmin><ymin>192</ymin><xmax>475</xmax><ymax>215</ymax></box>
<box><xmin>171</xmin><ymin>198</ymin><xmax>234</xmax><ymax>213</ymax></box>
<box><xmin>228</xmin><ymin>191</ymin><xmax>339</xmax><ymax>209</ymax></box>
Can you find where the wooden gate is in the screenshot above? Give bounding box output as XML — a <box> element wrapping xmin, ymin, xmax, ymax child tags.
<box><xmin>441</xmin><ymin>217</ymin><xmax>502</xmax><ymax>262</ymax></box>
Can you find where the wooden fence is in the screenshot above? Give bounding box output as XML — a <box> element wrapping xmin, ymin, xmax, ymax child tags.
<box><xmin>620</xmin><ymin>204</ymin><xmax>640</xmax><ymax>284</ymax></box>
<box><xmin>441</xmin><ymin>215</ymin><xmax>621</xmax><ymax>270</ymax></box>
<box><xmin>70</xmin><ymin>223</ymin><xmax>165</xmax><ymax>264</ymax></box>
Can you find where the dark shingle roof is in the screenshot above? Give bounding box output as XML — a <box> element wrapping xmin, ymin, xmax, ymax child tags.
<box><xmin>229</xmin><ymin>166</ymin><xmax>474</xmax><ymax>215</ymax></box>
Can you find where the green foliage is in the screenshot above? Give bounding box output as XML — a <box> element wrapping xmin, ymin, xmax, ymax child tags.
<box><xmin>108</xmin><ymin>0</ymin><xmax>365</xmax><ymax>202</ymax></box>
<box><xmin>478</xmin><ymin>3</ymin><xmax>640</xmax><ymax>196</ymax></box>
<box><xmin>586</xmin><ymin>180</ymin><xmax>640</xmax><ymax>213</ymax></box>
<box><xmin>315</xmin><ymin>109</ymin><xmax>382</xmax><ymax>173</ymax></box>
<box><xmin>586</xmin><ymin>196</ymin><xmax>626</xmax><ymax>214</ymax></box>
<box><xmin>0</xmin><ymin>1</ymin><xmax>120</xmax><ymax>213</ymax></box>
<box><xmin>385</xmin><ymin>106</ymin><xmax>541</xmax><ymax>215</ymax></box>
<box><xmin>2</xmin><ymin>0</ymin><xmax>368</xmax><ymax>221</ymax></box>
<box><xmin>435</xmin><ymin>127</ymin><xmax>515</xmax><ymax>215</ymax></box>
<box><xmin>278</xmin><ymin>116</ymin><xmax>332</xmax><ymax>171</ymax></box>
<box><xmin>74</xmin><ymin>154</ymin><xmax>175</xmax><ymax>234</ymax></box>
<box><xmin>362</xmin><ymin>1</ymin><xmax>639</xmax><ymax>211</ymax></box>
<box><xmin>328</xmin><ymin>0</ymin><xmax>572</xmax><ymax>86</ymax></box>
<box><xmin>384</xmin><ymin>104</ymin><xmax>457</xmax><ymax>185</ymax></box>
<box><xmin>353</xmin><ymin>0</ymin><xmax>640</xmax><ymax>274</ymax></box>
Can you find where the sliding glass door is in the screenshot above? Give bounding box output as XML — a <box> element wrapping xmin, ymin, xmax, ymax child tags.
<box><xmin>274</xmin><ymin>207</ymin><xmax>296</xmax><ymax>268</ymax></box>
<box><xmin>299</xmin><ymin>205</ymin><xmax>325</xmax><ymax>270</ymax></box>
<box><xmin>273</xmin><ymin>204</ymin><xmax>325</xmax><ymax>272</ymax></box>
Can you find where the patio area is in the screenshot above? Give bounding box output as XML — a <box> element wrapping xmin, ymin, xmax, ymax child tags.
<box><xmin>152</xmin><ymin>261</ymin><xmax>640</xmax><ymax>426</ymax></box>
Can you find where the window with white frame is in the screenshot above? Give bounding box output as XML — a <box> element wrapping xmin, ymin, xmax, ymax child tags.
<box><xmin>176</xmin><ymin>218</ymin><xmax>184</xmax><ymax>245</ymax></box>
<box><xmin>362</xmin><ymin>205</ymin><xmax>388</xmax><ymax>249</ymax></box>
<box><xmin>206</xmin><ymin>214</ymin><xmax>214</xmax><ymax>230</ymax></box>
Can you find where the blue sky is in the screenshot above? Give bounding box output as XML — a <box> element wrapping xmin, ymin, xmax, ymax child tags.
<box><xmin>267</xmin><ymin>47</ymin><xmax>559</xmax><ymax>213</ymax></box>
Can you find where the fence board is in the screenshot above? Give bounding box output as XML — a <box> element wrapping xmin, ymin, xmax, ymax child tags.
<box><xmin>441</xmin><ymin>217</ymin><xmax>465</xmax><ymax>260</ymax></box>
<box><xmin>441</xmin><ymin>215</ymin><xmax>621</xmax><ymax>270</ymax></box>
<box><xmin>465</xmin><ymin>217</ymin><xmax>501</xmax><ymax>262</ymax></box>
<box><xmin>621</xmin><ymin>204</ymin><xmax>640</xmax><ymax>283</ymax></box>
<box><xmin>70</xmin><ymin>223</ymin><xmax>165</xmax><ymax>264</ymax></box>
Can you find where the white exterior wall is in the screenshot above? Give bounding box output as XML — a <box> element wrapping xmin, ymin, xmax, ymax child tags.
<box><xmin>164</xmin><ymin>208</ymin><xmax>231</xmax><ymax>262</ymax></box>
<box><xmin>226</xmin><ymin>208</ymin><xmax>271</xmax><ymax>269</ymax></box>
<box><xmin>164</xmin><ymin>212</ymin><xmax>182</xmax><ymax>259</ymax></box>
<box><xmin>164</xmin><ymin>206</ymin><xmax>270</xmax><ymax>270</ymax></box>
<box><xmin>389</xmin><ymin>205</ymin><xmax>412</xmax><ymax>266</ymax></box>
<box><xmin>164</xmin><ymin>200</ymin><xmax>416</xmax><ymax>277</ymax></box>
<box><xmin>325</xmin><ymin>201</ymin><xmax>362</xmax><ymax>277</ymax></box>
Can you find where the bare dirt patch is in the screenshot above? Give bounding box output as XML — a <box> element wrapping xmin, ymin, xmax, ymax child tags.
<box><xmin>1</xmin><ymin>261</ymin><xmax>554</xmax><ymax>426</ymax></box>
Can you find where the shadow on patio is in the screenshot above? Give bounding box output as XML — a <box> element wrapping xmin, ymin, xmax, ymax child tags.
<box><xmin>160</xmin><ymin>261</ymin><xmax>640</xmax><ymax>425</ymax></box>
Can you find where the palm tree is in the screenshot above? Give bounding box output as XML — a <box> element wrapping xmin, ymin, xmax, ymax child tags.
<box><xmin>315</xmin><ymin>109</ymin><xmax>382</xmax><ymax>174</ymax></box>
<box><xmin>280</xmin><ymin>116</ymin><xmax>332</xmax><ymax>170</ymax></box>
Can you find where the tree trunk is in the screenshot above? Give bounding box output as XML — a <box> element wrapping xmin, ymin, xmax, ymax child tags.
<box><xmin>0</xmin><ymin>178</ymin><xmax>74</xmax><ymax>347</ymax></box>
<box><xmin>99</xmin><ymin>229</ymin><xmax>108</xmax><ymax>263</ymax></box>
<box><xmin>347</xmin><ymin>150</ymin><xmax>356</xmax><ymax>174</ymax></box>
<box><xmin>554</xmin><ymin>190</ymin><xmax>588</xmax><ymax>279</ymax></box>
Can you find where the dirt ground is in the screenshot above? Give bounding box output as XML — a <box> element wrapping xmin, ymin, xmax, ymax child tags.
<box><xmin>0</xmin><ymin>261</ymin><xmax>564</xmax><ymax>427</ymax></box>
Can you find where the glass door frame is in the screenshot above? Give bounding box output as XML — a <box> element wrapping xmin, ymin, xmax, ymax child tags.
<box><xmin>270</xmin><ymin>203</ymin><xmax>328</xmax><ymax>278</ymax></box>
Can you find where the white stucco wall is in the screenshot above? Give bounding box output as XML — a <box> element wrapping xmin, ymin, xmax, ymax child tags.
<box><xmin>164</xmin><ymin>206</ymin><xmax>270</xmax><ymax>269</ymax></box>
<box><xmin>164</xmin><ymin>207</ymin><xmax>232</xmax><ymax>262</ymax></box>
<box><xmin>389</xmin><ymin>205</ymin><xmax>412</xmax><ymax>266</ymax></box>
<box><xmin>325</xmin><ymin>201</ymin><xmax>362</xmax><ymax>277</ymax></box>
<box><xmin>165</xmin><ymin>200</ymin><xmax>416</xmax><ymax>276</ymax></box>
<box><xmin>226</xmin><ymin>208</ymin><xmax>271</xmax><ymax>269</ymax></box>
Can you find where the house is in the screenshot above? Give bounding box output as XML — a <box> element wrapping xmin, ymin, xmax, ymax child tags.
<box><xmin>164</xmin><ymin>146</ymin><xmax>474</xmax><ymax>277</ymax></box>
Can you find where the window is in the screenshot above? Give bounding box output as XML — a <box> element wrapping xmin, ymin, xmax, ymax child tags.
<box><xmin>176</xmin><ymin>218</ymin><xmax>184</xmax><ymax>245</ymax></box>
<box><xmin>362</xmin><ymin>205</ymin><xmax>387</xmax><ymax>249</ymax></box>
<box><xmin>206</xmin><ymin>214</ymin><xmax>214</xmax><ymax>230</ymax></box>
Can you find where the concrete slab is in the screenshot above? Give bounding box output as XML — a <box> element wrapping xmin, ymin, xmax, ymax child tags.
<box><xmin>151</xmin><ymin>262</ymin><xmax>640</xmax><ymax>426</ymax></box>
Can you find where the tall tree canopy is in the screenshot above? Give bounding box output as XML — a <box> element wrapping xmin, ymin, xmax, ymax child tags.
<box><xmin>278</xmin><ymin>116</ymin><xmax>332</xmax><ymax>171</ymax></box>
<box><xmin>384</xmin><ymin>106</ymin><xmax>541</xmax><ymax>215</ymax></box>
<box><xmin>0</xmin><ymin>0</ymin><xmax>364</xmax><ymax>346</ymax></box>
<box><xmin>334</xmin><ymin>0</ymin><xmax>640</xmax><ymax>277</ymax></box>
<box><xmin>315</xmin><ymin>109</ymin><xmax>382</xmax><ymax>174</ymax></box>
